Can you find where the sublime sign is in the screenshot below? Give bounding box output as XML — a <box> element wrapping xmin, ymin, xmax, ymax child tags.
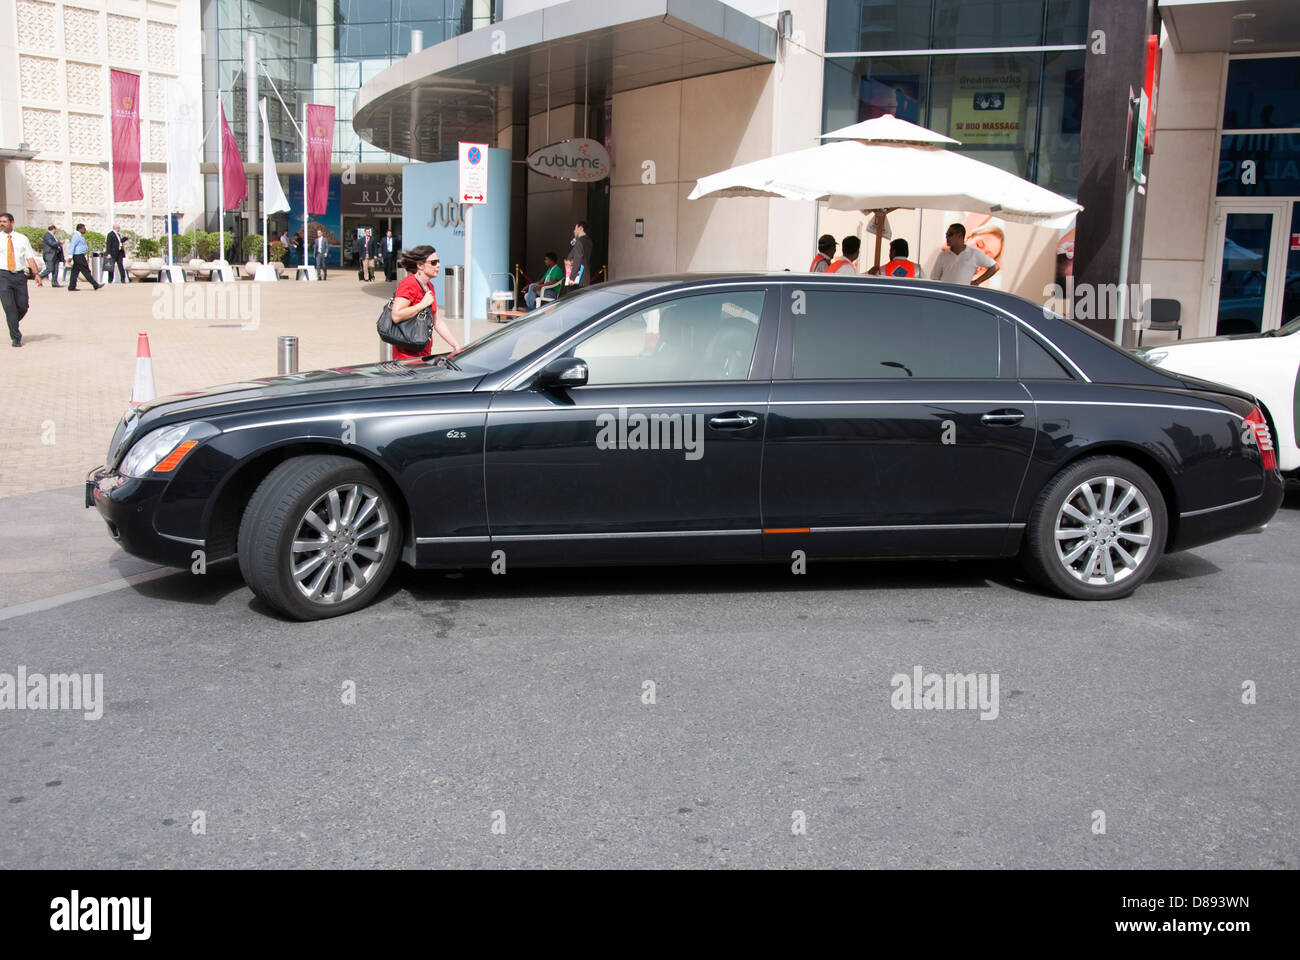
<box><xmin>526</xmin><ymin>138</ymin><xmax>611</xmax><ymax>182</ymax></box>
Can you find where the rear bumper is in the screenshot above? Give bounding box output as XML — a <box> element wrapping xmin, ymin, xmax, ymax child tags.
<box><xmin>1171</xmin><ymin>470</ymin><xmax>1285</xmax><ymax>552</ymax></box>
<box><xmin>86</xmin><ymin>465</ymin><xmax>200</xmax><ymax>567</ymax></box>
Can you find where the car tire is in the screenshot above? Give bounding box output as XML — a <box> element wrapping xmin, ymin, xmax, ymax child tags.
<box><xmin>237</xmin><ymin>455</ymin><xmax>404</xmax><ymax>620</ymax></box>
<box><xmin>1021</xmin><ymin>455</ymin><xmax>1167</xmax><ymax>600</ymax></box>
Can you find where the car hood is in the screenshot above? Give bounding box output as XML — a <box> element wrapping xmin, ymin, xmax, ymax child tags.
<box><xmin>132</xmin><ymin>360</ymin><xmax>481</xmax><ymax>425</ymax></box>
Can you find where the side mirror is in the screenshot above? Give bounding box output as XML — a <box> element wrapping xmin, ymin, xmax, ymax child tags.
<box><xmin>536</xmin><ymin>356</ymin><xmax>588</xmax><ymax>391</ymax></box>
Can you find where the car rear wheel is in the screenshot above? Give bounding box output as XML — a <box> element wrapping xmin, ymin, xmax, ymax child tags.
<box><xmin>1021</xmin><ymin>456</ymin><xmax>1167</xmax><ymax>600</ymax></box>
<box><xmin>237</xmin><ymin>455</ymin><xmax>403</xmax><ymax>620</ymax></box>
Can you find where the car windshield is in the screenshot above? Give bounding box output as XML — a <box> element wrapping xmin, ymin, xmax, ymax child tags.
<box><xmin>435</xmin><ymin>287</ymin><xmax>632</xmax><ymax>373</ymax></box>
<box><xmin>1269</xmin><ymin>315</ymin><xmax>1300</xmax><ymax>336</ymax></box>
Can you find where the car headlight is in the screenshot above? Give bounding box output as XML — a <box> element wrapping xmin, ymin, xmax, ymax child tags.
<box><xmin>1140</xmin><ymin>349</ymin><xmax>1169</xmax><ymax>366</ymax></box>
<box><xmin>120</xmin><ymin>422</ymin><xmax>209</xmax><ymax>478</ymax></box>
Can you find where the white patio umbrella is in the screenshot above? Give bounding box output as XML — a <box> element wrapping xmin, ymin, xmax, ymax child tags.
<box><xmin>688</xmin><ymin>115</ymin><xmax>1083</xmax><ymax>271</ymax></box>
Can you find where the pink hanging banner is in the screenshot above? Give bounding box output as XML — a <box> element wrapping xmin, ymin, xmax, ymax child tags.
<box><xmin>220</xmin><ymin>103</ymin><xmax>247</xmax><ymax>209</ymax></box>
<box><xmin>109</xmin><ymin>69</ymin><xmax>143</xmax><ymax>202</ymax></box>
<box><xmin>305</xmin><ymin>104</ymin><xmax>335</xmax><ymax>215</ymax></box>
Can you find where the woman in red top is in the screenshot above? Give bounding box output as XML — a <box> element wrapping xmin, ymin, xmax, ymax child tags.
<box><xmin>389</xmin><ymin>245</ymin><xmax>460</xmax><ymax>360</ymax></box>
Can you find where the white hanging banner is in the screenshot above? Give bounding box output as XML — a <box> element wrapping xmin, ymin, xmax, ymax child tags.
<box><xmin>165</xmin><ymin>79</ymin><xmax>202</xmax><ymax>207</ymax></box>
<box><xmin>259</xmin><ymin>97</ymin><xmax>290</xmax><ymax>214</ymax></box>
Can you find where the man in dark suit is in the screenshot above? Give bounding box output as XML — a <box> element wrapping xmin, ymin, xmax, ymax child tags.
<box><xmin>565</xmin><ymin>220</ymin><xmax>593</xmax><ymax>293</ymax></box>
<box><xmin>382</xmin><ymin>229</ymin><xmax>397</xmax><ymax>281</ymax></box>
<box><xmin>354</xmin><ymin>231</ymin><xmax>369</xmax><ymax>281</ymax></box>
<box><xmin>104</xmin><ymin>224</ymin><xmax>126</xmax><ymax>283</ymax></box>
<box><xmin>313</xmin><ymin>228</ymin><xmax>329</xmax><ymax>280</ymax></box>
<box><xmin>40</xmin><ymin>225</ymin><xmax>63</xmax><ymax>287</ymax></box>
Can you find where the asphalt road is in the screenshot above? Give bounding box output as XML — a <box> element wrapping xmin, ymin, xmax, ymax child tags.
<box><xmin>2</xmin><ymin>492</ymin><xmax>1298</xmax><ymax>869</ymax></box>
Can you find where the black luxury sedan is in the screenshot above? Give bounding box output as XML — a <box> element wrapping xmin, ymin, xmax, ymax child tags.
<box><xmin>87</xmin><ymin>274</ymin><xmax>1284</xmax><ymax>619</ymax></box>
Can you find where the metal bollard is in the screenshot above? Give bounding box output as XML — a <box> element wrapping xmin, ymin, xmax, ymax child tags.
<box><xmin>278</xmin><ymin>335</ymin><xmax>299</xmax><ymax>375</ymax></box>
<box><xmin>380</xmin><ymin>341</ymin><xmax>394</xmax><ymax>362</ymax></box>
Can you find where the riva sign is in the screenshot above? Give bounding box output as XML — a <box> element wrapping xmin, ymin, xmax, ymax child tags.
<box><xmin>526</xmin><ymin>138</ymin><xmax>611</xmax><ymax>182</ymax></box>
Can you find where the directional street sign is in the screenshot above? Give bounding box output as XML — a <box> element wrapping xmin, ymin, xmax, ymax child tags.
<box><xmin>458</xmin><ymin>142</ymin><xmax>489</xmax><ymax>205</ymax></box>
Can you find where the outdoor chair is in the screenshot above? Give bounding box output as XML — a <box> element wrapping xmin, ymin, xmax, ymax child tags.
<box><xmin>1138</xmin><ymin>298</ymin><xmax>1182</xmax><ymax>344</ymax></box>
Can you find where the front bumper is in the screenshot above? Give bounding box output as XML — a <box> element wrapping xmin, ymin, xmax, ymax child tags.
<box><xmin>86</xmin><ymin>465</ymin><xmax>200</xmax><ymax>567</ymax></box>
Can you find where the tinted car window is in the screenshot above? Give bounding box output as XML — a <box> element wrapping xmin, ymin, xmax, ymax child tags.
<box><xmin>792</xmin><ymin>291</ymin><xmax>999</xmax><ymax>379</ymax></box>
<box><xmin>1018</xmin><ymin>328</ymin><xmax>1073</xmax><ymax>379</ymax></box>
<box><xmin>452</xmin><ymin>287</ymin><xmax>633</xmax><ymax>373</ymax></box>
<box><xmin>575</xmin><ymin>291</ymin><xmax>764</xmax><ymax>385</ymax></box>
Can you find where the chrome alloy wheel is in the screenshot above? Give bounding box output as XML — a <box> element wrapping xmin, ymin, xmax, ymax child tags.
<box><xmin>1053</xmin><ymin>475</ymin><xmax>1154</xmax><ymax>586</ymax></box>
<box><xmin>289</xmin><ymin>482</ymin><xmax>391</xmax><ymax>604</ymax></box>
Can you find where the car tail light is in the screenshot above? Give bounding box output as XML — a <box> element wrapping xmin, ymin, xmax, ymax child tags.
<box><xmin>1244</xmin><ymin>406</ymin><xmax>1277</xmax><ymax>471</ymax></box>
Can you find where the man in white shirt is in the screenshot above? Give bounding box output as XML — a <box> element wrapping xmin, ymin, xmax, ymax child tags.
<box><xmin>1</xmin><ymin>212</ymin><xmax>44</xmax><ymax>347</ymax></box>
<box><xmin>931</xmin><ymin>222</ymin><xmax>999</xmax><ymax>286</ymax></box>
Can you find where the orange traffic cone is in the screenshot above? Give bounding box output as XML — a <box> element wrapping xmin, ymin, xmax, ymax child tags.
<box><xmin>130</xmin><ymin>331</ymin><xmax>156</xmax><ymax>406</ymax></box>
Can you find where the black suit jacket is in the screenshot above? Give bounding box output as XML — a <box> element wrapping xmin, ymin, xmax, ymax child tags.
<box><xmin>106</xmin><ymin>231</ymin><xmax>123</xmax><ymax>258</ymax></box>
<box><xmin>42</xmin><ymin>231</ymin><xmax>63</xmax><ymax>260</ymax></box>
<box><xmin>569</xmin><ymin>235</ymin><xmax>592</xmax><ymax>285</ymax></box>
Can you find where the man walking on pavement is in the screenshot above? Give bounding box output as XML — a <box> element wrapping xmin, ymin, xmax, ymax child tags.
<box><xmin>314</xmin><ymin>228</ymin><xmax>328</xmax><ymax>280</ymax></box>
<box><xmin>354</xmin><ymin>229</ymin><xmax>373</xmax><ymax>281</ymax></box>
<box><xmin>66</xmin><ymin>223</ymin><xmax>101</xmax><ymax>291</ymax></box>
<box><xmin>105</xmin><ymin>224</ymin><xmax>126</xmax><ymax>283</ymax></box>
<box><xmin>40</xmin><ymin>224</ymin><xmax>63</xmax><ymax>287</ymax></box>
<box><xmin>382</xmin><ymin>229</ymin><xmax>397</xmax><ymax>282</ymax></box>
<box><xmin>566</xmin><ymin>221</ymin><xmax>593</xmax><ymax>291</ymax></box>
<box><xmin>1</xmin><ymin>212</ymin><xmax>44</xmax><ymax>347</ymax></box>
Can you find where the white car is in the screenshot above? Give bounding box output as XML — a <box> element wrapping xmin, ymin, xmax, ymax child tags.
<box><xmin>1140</xmin><ymin>316</ymin><xmax>1299</xmax><ymax>477</ymax></box>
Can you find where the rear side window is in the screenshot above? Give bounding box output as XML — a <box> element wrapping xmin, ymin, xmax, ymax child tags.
<box><xmin>1018</xmin><ymin>328</ymin><xmax>1074</xmax><ymax>379</ymax></box>
<box><xmin>791</xmin><ymin>291</ymin><xmax>999</xmax><ymax>379</ymax></box>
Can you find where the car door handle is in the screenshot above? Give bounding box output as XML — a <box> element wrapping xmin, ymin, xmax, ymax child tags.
<box><xmin>980</xmin><ymin>409</ymin><xmax>1025</xmax><ymax>426</ymax></box>
<box><xmin>709</xmin><ymin>412</ymin><xmax>759</xmax><ymax>430</ymax></box>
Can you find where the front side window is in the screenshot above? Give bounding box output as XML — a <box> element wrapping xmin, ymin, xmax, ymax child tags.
<box><xmin>574</xmin><ymin>291</ymin><xmax>765</xmax><ymax>385</ymax></box>
<box><xmin>792</xmin><ymin>290</ymin><xmax>999</xmax><ymax>379</ymax></box>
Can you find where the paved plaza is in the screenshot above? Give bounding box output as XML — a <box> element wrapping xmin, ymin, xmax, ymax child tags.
<box><xmin>0</xmin><ymin>276</ymin><xmax>497</xmax><ymax>501</ymax></box>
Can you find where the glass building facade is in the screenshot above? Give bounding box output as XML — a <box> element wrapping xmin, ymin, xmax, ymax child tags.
<box><xmin>206</xmin><ymin>0</ymin><xmax>496</xmax><ymax>165</ymax></box>
<box><xmin>822</xmin><ymin>0</ymin><xmax>1090</xmax><ymax>198</ymax></box>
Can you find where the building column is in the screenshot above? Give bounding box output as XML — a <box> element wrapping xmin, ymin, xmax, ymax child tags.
<box><xmin>1073</xmin><ymin>0</ymin><xmax>1154</xmax><ymax>342</ymax></box>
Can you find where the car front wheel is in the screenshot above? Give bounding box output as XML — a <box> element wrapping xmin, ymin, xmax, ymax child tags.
<box><xmin>237</xmin><ymin>455</ymin><xmax>404</xmax><ymax>620</ymax></box>
<box><xmin>1021</xmin><ymin>455</ymin><xmax>1167</xmax><ymax>600</ymax></box>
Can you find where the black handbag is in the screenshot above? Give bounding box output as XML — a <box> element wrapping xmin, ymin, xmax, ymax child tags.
<box><xmin>376</xmin><ymin>297</ymin><xmax>433</xmax><ymax>350</ymax></box>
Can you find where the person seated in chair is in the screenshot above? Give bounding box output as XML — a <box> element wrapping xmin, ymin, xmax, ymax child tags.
<box><xmin>524</xmin><ymin>252</ymin><xmax>563</xmax><ymax>309</ymax></box>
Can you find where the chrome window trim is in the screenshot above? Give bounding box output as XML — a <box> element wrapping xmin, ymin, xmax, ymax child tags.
<box><xmin>499</xmin><ymin>282</ymin><xmax>778</xmax><ymax>392</ymax></box>
<box><xmin>773</xmin><ymin>279</ymin><xmax>1093</xmax><ymax>383</ymax></box>
<box><xmin>495</xmin><ymin>399</ymin><xmax>769</xmax><ymax>413</ymax></box>
<box><xmin>766</xmin><ymin>398</ymin><xmax>1026</xmax><ymax>406</ymax></box>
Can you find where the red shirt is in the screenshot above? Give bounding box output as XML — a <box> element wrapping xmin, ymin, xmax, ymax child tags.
<box><xmin>392</xmin><ymin>274</ymin><xmax>435</xmax><ymax>360</ymax></box>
